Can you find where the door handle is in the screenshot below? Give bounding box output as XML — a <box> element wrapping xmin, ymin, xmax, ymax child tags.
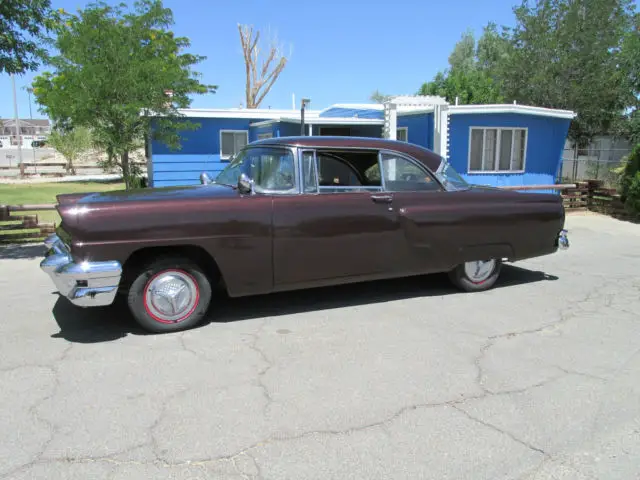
<box><xmin>371</xmin><ymin>194</ymin><xmax>393</xmax><ymax>204</ymax></box>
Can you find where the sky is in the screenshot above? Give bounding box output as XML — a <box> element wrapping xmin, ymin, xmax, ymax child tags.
<box><xmin>0</xmin><ymin>0</ymin><xmax>524</xmax><ymax>120</ymax></box>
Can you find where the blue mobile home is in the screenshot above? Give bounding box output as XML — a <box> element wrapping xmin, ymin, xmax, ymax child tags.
<box><xmin>148</xmin><ymin>99</ymin><xmax>575</xmax><ymax>189</ymax></box>
<box><xmin>446</xmin><ymin>104</ymin><xmax>574</xmax><ymax>187</ymax></box>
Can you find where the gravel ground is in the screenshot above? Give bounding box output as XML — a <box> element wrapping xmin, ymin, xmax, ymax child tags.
<box><xmin>0</xmin><ymin>212</ymin><xmax>639</xmax><ymax>480</ymax></box>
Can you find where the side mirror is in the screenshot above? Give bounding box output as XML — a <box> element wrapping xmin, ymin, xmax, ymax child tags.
<box><xmin>238</xmin><ymin>172</ymin><xmax>253</xmax><ymax>194</ymax></box>
<box><xmin>200</xmin><ymin>172</ymin><xmax>212</xmax><ymax>185</ymax></box>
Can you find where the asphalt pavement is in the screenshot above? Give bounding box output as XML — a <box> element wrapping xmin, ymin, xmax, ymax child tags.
<box><xmin>0</xmin><ymin>212</ymin><xmax>639</xmax><ymax>479</ymax></box>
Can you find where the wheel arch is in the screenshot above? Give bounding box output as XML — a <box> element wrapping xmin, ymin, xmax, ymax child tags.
<box><xmin>120</xmin><ymin>245</ymin><xmax>225</xmax><ymax>293</ymax></box>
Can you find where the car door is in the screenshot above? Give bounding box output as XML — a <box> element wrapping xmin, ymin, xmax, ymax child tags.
<box><xmin>376</xmin><ymin>150</ymin><xmax>455</xmax><ymax>273</ymax></box>
<box><xmin>272</xmin><ymin>148</ymin><xmax>409</xmax><ymax>288</ymax></box>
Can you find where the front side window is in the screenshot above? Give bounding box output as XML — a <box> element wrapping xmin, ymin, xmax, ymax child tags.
<box><xmin>469</xmin><ymin>127</ymin><xmax>527</xmax><ymax>173</ymax></box>
<box><xmin>379</xmin><ymin>153</ymin><xmax>440</xmax><ymax>192</ymax></box>
<box><xmin>215</xmin><ymin>146</ymin><xmax>296</xmax><ymax>193</ymax></box>
<box><xmin>220</xmin><ymin>130</ymin><xmax>248</xmax><ymax>160</ymax></box>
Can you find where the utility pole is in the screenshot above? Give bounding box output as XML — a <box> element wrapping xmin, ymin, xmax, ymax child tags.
<box><xmin>11</xmin><ymin>74</ymin><xmax>23</xmax><ymax>165</ymax></box>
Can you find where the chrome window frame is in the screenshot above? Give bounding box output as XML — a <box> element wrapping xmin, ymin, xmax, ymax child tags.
<box><xmin>295</xmin><ymin>147</ymin><xmax>385</xmax><ymax>195</ymax></box>
<box><xmin>299</xmin><ymin>149</ymin><xmax>319</xmax><ymax>194</ymax></box>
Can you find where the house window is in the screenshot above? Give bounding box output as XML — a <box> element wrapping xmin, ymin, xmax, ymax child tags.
<box><xmin>257</xmin><ymin>132</ymin><xmax>272</xmax><ymax>140</ymax></box>
<box><xmin>469</xmin><ymin>127</ymin><xmax>527</xmax><ymax>173</ymax></box>
<box><xmin>396</xmin><ymin>127</ymin><xmax>408</xmax><ymax>142</ymax></box>
<box><xmin>220</xmin><ymin>130</ymin><xmax>248</xmax><ymax>160</ymax></box>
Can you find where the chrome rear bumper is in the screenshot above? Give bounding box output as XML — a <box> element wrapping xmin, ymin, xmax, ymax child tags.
<box><xmin>40</xmin><ymin>234</ymin><xmax>122</xmax><ymax>307</ymax></box>
<box><xmin>558</xmin><ymin>229</ymin><xmax>569</xmax><ymax>250</ymax></box>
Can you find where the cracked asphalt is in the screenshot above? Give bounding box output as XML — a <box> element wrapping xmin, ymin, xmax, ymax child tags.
<box><xmin>1</xmin><ymin>212</ymin><xmax>639</xmax><ymax>480</ymax></box>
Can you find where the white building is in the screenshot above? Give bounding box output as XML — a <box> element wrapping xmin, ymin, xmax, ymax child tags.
<box><xmin>0</xmin><ymin>118</ymin><xmax>51</xmax><ymax>149</ymax></box>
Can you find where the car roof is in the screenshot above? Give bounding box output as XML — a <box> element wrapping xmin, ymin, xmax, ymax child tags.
<box><xmin>250</xmin><ymin>136</ymin><xmax>444</xmax><ymax>172</ymax></box>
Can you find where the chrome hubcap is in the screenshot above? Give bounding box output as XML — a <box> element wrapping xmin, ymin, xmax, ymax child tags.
<box><xmin>144</xmin><ymin>271</ymin><xmax>198</xmax><ymax>322</ymax></box>
<box><xmin>464</xmin><ymin>259</ymin><xmax>496</xmax><ymax>283</ymax></box>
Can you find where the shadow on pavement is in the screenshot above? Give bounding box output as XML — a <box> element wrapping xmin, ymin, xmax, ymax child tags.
<box><xmin>0</xmin><ymin>243</ymin><xmax>47</xmax><ymax>260</ymax></box>
<box><xmin>50</xmin><ymin>264</ymin><xmax>559</xmax><ymax>343</ymax></box>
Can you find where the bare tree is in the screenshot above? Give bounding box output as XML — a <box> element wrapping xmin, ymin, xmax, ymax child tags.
<box><xmin>370</xmin><ymin>89</ymin><xmax>392</xmax><ymax>103</ymax></box>
<box><xmin>238</xmin><ymin>24</ymin><xmax>289</xmax><ymax>108</ymax></box>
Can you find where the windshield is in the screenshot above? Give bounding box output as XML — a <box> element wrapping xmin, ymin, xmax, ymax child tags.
<box><xmin>214</xmin><ymin>153</ymin><xmax>245</xmax><ymax>187</ymax></box>
<box><xmin>435</xmin><ymin>160</ymin><xmax>470</xmax><ymax>191</ymax></box>
<box><xmin>214</xmin><ymin>146</ymin><xmax>296</xmax><ymax>193</ymax></box>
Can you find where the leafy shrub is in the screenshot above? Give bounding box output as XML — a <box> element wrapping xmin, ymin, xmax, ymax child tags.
<box><xmin>624</xmin><ymin>172</ymin><xmax>640</xmax><ymax>216</ymax></box>
<box><xmin>619</xmin><ymin>143</ymin><xmax>640</xmax><ymax>202</ymax></box>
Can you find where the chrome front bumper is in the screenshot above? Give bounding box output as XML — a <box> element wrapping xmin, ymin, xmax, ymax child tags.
<box><xmin>40</xmin><ymin>234</ymin><xmax>122</xmax><ymax>307</ymax></box>
<box><xmin>558</xmin><ymin>229</ymin><xmax>569</xmax><ymax>250</ymax></box>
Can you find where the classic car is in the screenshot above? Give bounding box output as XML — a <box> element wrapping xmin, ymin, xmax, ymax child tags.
<box><xmin>40</xmin><ymin>136</ymin><xmax>569</xmax><ymax>333</ymax></box>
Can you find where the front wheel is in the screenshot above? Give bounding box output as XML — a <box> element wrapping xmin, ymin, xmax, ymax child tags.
<box><xmin>448</xmin><ymin>259</ymin><xmax>502</xmax><ymax>292</ymax></box>
<box><xmin>127</xmin><ymin>256</ymin><xmax>212</xmax><ymax>333</ymax></box>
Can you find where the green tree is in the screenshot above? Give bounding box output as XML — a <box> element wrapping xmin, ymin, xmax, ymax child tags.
<box><xmin>32</xmin><ymin>0</ymin><xmax>216</xmax><ymax>189</ymax></box>
<box><xmin>0</xmin><ymin>0</ymin><xmax>56</xmax><ymax>74</ymax></box>
<box><xmin>475</xmin><ymin>22</ymin><xmax>512</xmax><ymax>77</ymax></box>
<box><xmin>418</xmin><ymin>69</ymin><xmax>504</xmax><ymax>104</ymax></box>
<box><xmin>447</xmin><ymin>29</ymin><xmax>476</xmax><ymax>72</ymax></box>
<box><xmin>417</xmin><ymin>29</ymin><xmax>505</xmax><ymax>104</ymax></box>
<box><xmin>47</xmin><ymin>126</ymin><xmax>93</xmax><ymax>175</ymax></box>
<box><xmin>498</xmin><ymin>0</ymin><xmax>637</xmax><ymax>147</ymax></box>
<box><xmin>613</xmin><ymin>12</ymin><xmax>640</xmax><ymax>142</ymax></box>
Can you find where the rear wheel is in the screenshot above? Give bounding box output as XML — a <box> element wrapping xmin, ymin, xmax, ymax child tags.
<box><xmin>127</xmin><ymin>256</ymin><xmax>212</xmax><ymax>333</ymax></box>
<box><xmin>448</xmin><ymin>259</ymin><xmax>502</xmax><ymax>292</ymax></box>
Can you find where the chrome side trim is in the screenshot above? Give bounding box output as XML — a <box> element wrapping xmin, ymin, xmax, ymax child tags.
<box><xmin>39</xmin><ymin>234</ymin><xmax>122</xmax><ymax>307</ymax></box>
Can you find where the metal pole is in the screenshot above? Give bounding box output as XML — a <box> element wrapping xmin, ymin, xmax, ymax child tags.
<box><xmin>300</xmin><ymin>105</ymin><xmax>305</xmax><ymax>136</ymax></box>
<box><xmin>27</xmin><ymin>87</ymin><xmax>37</xmax><ymax>164</ymax></box>
<box><xmin>27</xmin><ymin>89</ymin><xmax>33</xmax><ymax>119</ymax></box>
<box><xmin>11</xmin><ymin>74</ymin><xmax>23</xmax><ymax>166</ymax></box>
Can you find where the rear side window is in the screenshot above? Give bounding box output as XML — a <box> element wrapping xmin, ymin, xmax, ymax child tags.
<box><xmin>303</xmin><ymin>149</ymin><xmax>383</xmax><ymax>193</ymax></box>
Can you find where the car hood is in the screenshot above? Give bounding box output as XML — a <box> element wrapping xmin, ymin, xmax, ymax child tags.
<box><xmin>57</xmin><ymin>183</ymin><xmax>238</xmax><ymax>206</ymax></box>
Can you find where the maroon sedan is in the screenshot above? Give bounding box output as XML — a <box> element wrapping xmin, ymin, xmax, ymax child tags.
<box><xmin>41</xmin><ymin>136</ymin><xmax>569</xmax><ymax>332</ymax></box>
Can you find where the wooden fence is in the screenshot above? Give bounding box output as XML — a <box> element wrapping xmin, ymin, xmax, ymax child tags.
<box><xmin>582</xmin><ymin>179</ymin><xmax>634</xmax><ymax>219</ymax></box>
<box><xmin>560</xmin><ymin>181</ymin><xmax>590</xmax><ymax>211</ymax></box>
<box><xmin>0</xmin><ymin>204</ymin><xmax>57</xmax><ymax>244</ymax></box>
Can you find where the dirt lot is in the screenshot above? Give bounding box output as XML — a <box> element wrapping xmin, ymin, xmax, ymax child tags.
<box><xmin>0</xmin><ymin>212</ymin><xmax>639</xmax><ymax>480</ymax></box>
